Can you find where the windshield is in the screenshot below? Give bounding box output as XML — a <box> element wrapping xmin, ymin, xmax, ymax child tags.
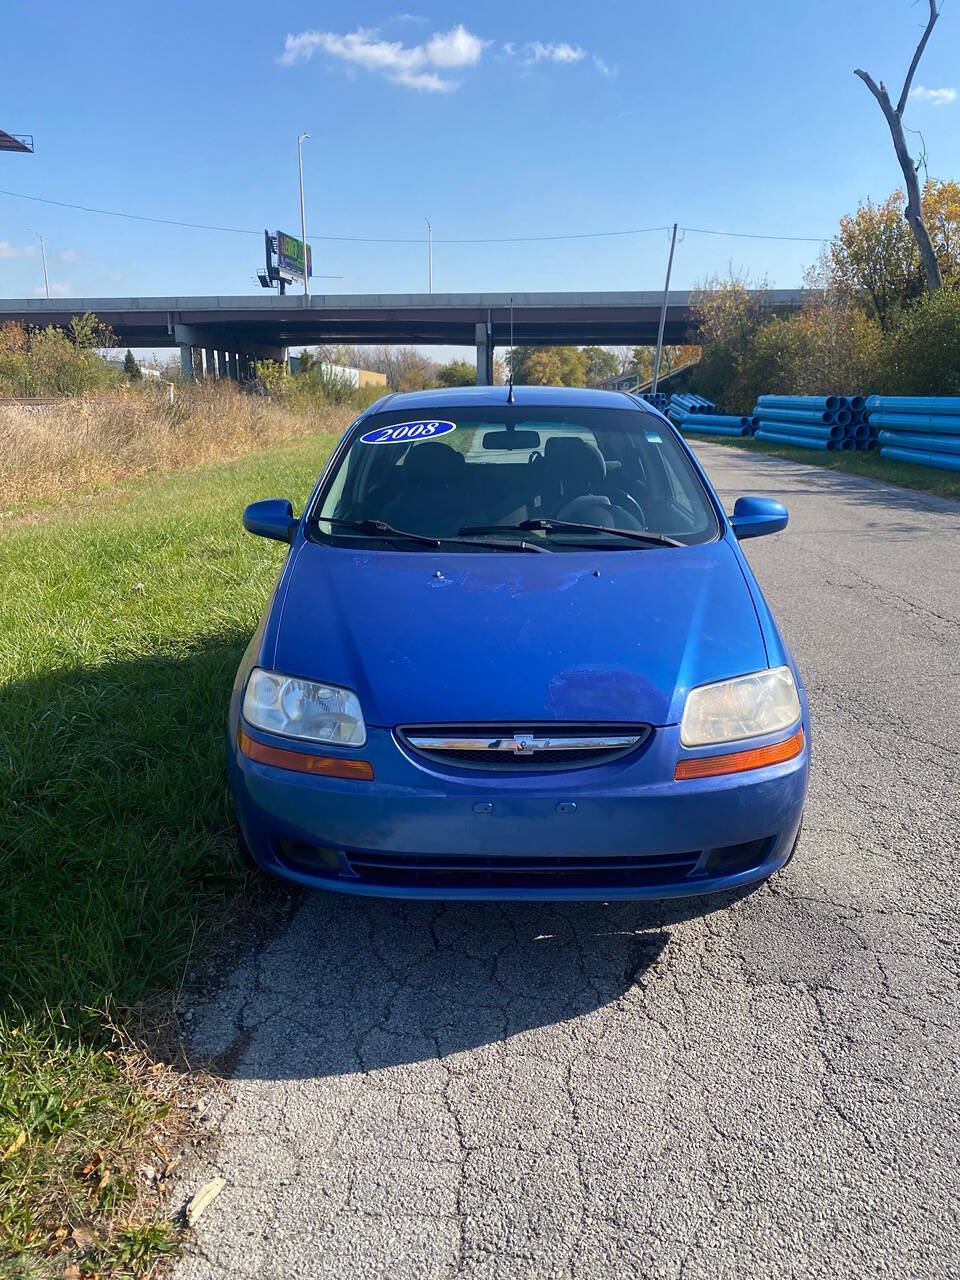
<box><xmin>310</xmin><ymin>405</ymin><xmax>719</xmax><ymax>550</ymax></box>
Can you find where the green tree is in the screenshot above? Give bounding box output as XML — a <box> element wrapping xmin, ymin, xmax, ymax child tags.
<box><xmin>690</xmin><ymin>272</ymin><xmax>773</xmax><ymax>409</ymax></box>
<box><xmin>506</xmin><ymin>346</ymin><xmax>589</xmax><ymax>386</ymax></box>
<box><xmin>656</xmin><ymin>345</ymin><xmax>702</xmax><ymax>377</ymax></box>
<box><xmin>629</xmin><ymin>347</ymin><xmax>654</xmax><ymax>383</ymax></box>
<box><xmin>123</xmin><ymin>349</ymin><xmax>142</xmax><ymax>381</ymax></box>
<box><xmin>827</xmin><ymin>193</ymin><xmax>924</xmax><ymax>331</ymax></box>
<box><xmin>582</xmin><ymin>347</ymin><xmax>619</xmax><ymax>385</ymax></box>
<box><xmin>68</xmin><ymin>311</ymin><xmax>113</xmax><ymax>350</ymax></box>
<box><xmin>739</xmin><ymin>303</ymin><xmax>882</xmax><ymax>409</ymax></box>
<box><xmin>435</xmin><ymin>358</ymin><xmax>476</xmax><ymax>387</ymax></box>
<box><xmin>921</xmin><ymin>178</ymin><xmax>960</xmax><ymax>288</ymax></box>
<box><xmin>254</xmin><ymin>358</ymin><xmax>289</xmax><ymax>394</ymax></box>
<box><xmin>884</xmin><ymin>289</ymin><xmax>960</xmax><ymax>393</ymax></box>
<box><xmin>0</xmin><ymin>317</ymin><xmax>120</xmax><ymax>396</ymax></box>
<box><xmin>393</xmin><ymin>350</ymin><xmax>436</xmax><ymax>391</ymax></box>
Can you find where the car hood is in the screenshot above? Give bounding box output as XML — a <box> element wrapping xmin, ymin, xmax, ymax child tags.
<box><xmin>272</xmin><ymin>540</ymin><xmax>767</xmax><ymax>727</ymax></box>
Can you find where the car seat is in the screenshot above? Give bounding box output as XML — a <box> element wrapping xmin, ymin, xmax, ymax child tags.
<box><xmin>541</xmin><ymin>437</ymin><xmax>643</xmax><ymax>528</ymax></box>
<box><xmin>380</xmin><ymin>442</ymin><xmax>465</xmax><ymax>535</ymax></box>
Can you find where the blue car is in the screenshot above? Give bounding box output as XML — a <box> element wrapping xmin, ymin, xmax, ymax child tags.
<box><xmin>229</xmin><ymin>386</ymin><xmax>809</xmax><ymax>900</ymax></box>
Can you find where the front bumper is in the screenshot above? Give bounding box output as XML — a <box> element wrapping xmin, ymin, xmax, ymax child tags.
<box><xmin>228</xmin><ymin>718</ymin><xmax>810</xmax><ymax>901</ymax></box>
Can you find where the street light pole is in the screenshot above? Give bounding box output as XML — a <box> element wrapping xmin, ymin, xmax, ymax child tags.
<box><xmin>651</xmin><ymin>222</ymin><xmax>678</xmax><ymax>395</ymax></box>
<box><xmin>424</xmin><ymin>217</ymin><xmax>433</xmax><ymax>293</ymax></box>
<box><xmin>28</xmin><ymin>227</ymin><xmax>50</xmax><ymax>299</ymax></box>
<box><xmin>297</xmin><ymin>133</ymin><xmax>310</xmax><ymax>298</ymax></box>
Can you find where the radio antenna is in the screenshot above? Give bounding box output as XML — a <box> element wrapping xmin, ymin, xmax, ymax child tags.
<box><xmin>507</xmin><ymin>296</ymin><xmax>515</xmax><ymax>404</ymax></box>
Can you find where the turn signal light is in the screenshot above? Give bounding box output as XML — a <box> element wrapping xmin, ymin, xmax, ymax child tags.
<box><xmin>239</xmin><ymin>728</ymin><xmax>374</xmax><ymax>780</ymax></box>
<box><xmin>674</xmin><ymin>727</ymin><xmax>804</xmax><ymax>780</ymax></box>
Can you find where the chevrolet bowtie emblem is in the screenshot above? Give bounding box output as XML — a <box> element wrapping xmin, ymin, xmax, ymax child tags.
<box><xmin>495</xmin><ymin>734</ymin><xmax>545</xmax><ymax>755</ymax></box>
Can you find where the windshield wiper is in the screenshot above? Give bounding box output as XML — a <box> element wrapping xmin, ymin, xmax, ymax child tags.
<box><xmin>314</xmin><ymin>517</ymin><xmax>548</xmax><ymax>552</ymax></box>
<box><xmin>318</xmin><ymin>517</ymin><xmax>441</xmax><ymax>546</ymax></box>
<box><xmin>459</xmin><ymin>519</ymin><xmax>683</xmax><ymax>548</ymax></box>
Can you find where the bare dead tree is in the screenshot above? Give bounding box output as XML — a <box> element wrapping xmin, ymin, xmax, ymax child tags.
<box><xmin>855</xmin><ymin>0</ymin><xmax>944</xmax><ymax>295</ymax></box>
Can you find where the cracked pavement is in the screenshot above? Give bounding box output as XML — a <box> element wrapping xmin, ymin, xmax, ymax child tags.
<box><xmin>174</xmin><ymin>444</ymin><xmax>960</xmax><ymax>1279</ymax></box>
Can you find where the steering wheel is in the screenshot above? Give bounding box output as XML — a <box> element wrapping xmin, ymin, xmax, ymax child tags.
<box><xmin>606</xmin><ymin>488</ymin><xmax>646</xmax><ymax>526</ymax></box>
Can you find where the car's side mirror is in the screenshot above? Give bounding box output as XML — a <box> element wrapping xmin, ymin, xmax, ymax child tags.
<box><xmin>729</xmin><ymin>496</ymin><xmax>788</xmax><ymax>539</ymax></box>
<box><xmin>242</xmin><ymin>498</ymin><xmax>299</xmax><ymax>543</ymax></box>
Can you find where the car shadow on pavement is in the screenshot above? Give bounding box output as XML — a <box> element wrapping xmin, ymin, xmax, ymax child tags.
<box><xmin>189</xmin><ymin>886</ymin><xmax>758</xmax><ymax>1081</ymax></box>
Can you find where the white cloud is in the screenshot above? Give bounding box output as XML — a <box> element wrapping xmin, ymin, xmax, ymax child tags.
<box><xmin>503</xmin><ymin>40</ymin><xmax>614</xmax><ymax>74</ymax></box>
<box><xmin>424</xmin><ymin>24</ymin><xmax>488</xmax><ymax>67</ymax></box>
<box><xmin>278</xmin><ymin>23</ymin><xmax>491</xmax><ymax>92</ymax></box>
<box><xmin>909</xmin><ymin>85</ymin><xmax>957</xmax><ymax>106</ymax></box>
<box><xmin>392</xmin><ymin>70</ymin><xmax>458</xmax><ymax>92</ymax></box>
<box><xmin>525</xmin><ymin>41</ymin><xmax>585</xmax><ymax>64</ymax></box>
<box><xmin>0</xmin><ymin>241</ymin><xmax>34</xmax><ymax>260</ymax></box>
<box><xmin>30</xmin><ymin>283</ymin><xmax>73</xmax><ymax>298</ymax></box>
<box><xmin>59</xmin><ymin>248</ymin><xmax>82</xmax><ymax>264</ymax></box>
<box><xmin>391</xmin><ymin>12</ymin><xmax>427</xmax><ymax>21</ymax></box>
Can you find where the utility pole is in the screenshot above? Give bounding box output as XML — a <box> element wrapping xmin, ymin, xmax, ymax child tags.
<box><xmin>297</xmin><ymin>133</ymin><xmax>310</xmax><ymax>298</ymax></box>
<box><xmin>651</xmin><ymin>222</ymin><xmax>678</xmax><ymax>395</ymax></box>
<box><xmin>424</xmin><ymin>217</ymin><xmax>433</xmax><ymax>293</ymax></box>
<box><xmin>28</xmin><ymin>227</ymin><xmax>50</xmax><ymax>299</ymax></box>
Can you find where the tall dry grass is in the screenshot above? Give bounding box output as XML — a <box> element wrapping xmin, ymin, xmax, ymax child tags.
<box><xmin>0</xmin><ymin>383</ymin><xmax>354</xmax><ymax>506</ymax></box>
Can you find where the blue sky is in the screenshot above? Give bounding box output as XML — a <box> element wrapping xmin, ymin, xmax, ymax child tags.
<box><xmin>2</xmin><ymin>0</ymin><xmax>959</xmax><ymax>311</ymax></box>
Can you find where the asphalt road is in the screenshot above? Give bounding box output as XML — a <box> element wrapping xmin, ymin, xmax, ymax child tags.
<box><xmin>174</xmin><ymin>444</ymin><xmax>960</xmax><ymax>1280</ymax></box>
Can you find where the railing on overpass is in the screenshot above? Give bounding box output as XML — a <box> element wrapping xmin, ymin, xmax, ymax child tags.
<box><xmin>598</xmin><ymin>362</ymin><xmax>700</xmax><ymax>395</ymax></box>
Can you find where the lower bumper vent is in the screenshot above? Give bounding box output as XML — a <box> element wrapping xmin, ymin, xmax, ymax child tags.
<box><xmin>346</xmin><ymin>850</ymin><xmax>698</xmax><ymax>890</ymax></box>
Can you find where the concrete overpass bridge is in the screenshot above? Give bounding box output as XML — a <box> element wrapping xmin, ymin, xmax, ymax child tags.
<box><xmin>0</xmin><ymin>290</ymin><xmax>807</xmax><ymax>384</ymax></box>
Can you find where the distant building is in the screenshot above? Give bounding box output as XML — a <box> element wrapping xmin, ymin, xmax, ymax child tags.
<box><xmin>103</xmin><ymin>355</ymin><xmax>163</xmax><ymax>379</ymax></box>
<box><xmin>288</xmin><ymin>356</ymin><xmax>387</xmax><ymax>387</ymax></box>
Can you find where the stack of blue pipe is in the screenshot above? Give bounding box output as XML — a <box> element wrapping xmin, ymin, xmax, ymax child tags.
<box><xmin>867</xmin><ymin>396</ymin><xmax>960</xmax><ymax>473</ymax></box>
<box><xmin>668</xmin><ymin>392</ymin><xmax>757</xmax><ymax>438</ymax></box>
<box><xmin>752</xmin><ymin>395</ymin><xmax>871</xmax><ymax>451</ymax></box>
<box><xmin>672</xmin><ymin>412</ymin><xmax>758</xmax><ymax>438</ymax></box>
<box><xmin>668</xmin><ymin>392</ymin><xmax>717</xmax><ymax>419</ymax></box>
<box><xmin>639</xmin><ymin>391</ymin><xmax>668</xmax><ymax>411</ymax></box>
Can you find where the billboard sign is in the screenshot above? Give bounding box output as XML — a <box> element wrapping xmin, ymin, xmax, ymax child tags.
<box><xmin>276</xmin><ymin>230</ymin><xmax>312</xmax><ymax>282</ymax></box>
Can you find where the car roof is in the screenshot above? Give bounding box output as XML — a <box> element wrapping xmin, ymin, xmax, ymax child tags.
<box><xmin>377</xmin><ymin>385</ymin><xmax>645</xmax><ymax>412</ymax></box>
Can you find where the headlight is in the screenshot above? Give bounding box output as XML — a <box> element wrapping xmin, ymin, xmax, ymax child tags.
<box><xmin>680</xmin><ymin>666</ymin><xmax>801</xmax><ymax>747</ymax></box>
<box><xmin>242</xmin><ymin>668</ymin><xmax>367</xmax><ymax>746</ymax></box>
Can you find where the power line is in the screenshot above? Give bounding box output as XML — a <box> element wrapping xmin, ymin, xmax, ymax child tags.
<box><xmin>0</xmin><ymin>187</ymin><xmax>261</xmax><ymax>236</ymax></box>
<box><xmin>0</xmin><ymin>185</ymin><xmax>830</xmax><ymax>246</ymax></box>
<box><xmin>433</xmin><ymin>226</ymin><xmax>671</xmax><ymax>245</ymax></box>
<box><xmin>682</xmin><ymin>225</ymin><xmax>827</xmax><ymax>243</ymax></box>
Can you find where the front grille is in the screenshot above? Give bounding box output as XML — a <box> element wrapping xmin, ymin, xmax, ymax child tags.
<box><xmin>346</xmin><ymin>850</ymin><xmax>698</xmax><ymax>890</ymax></box>
<box><xmin>397</xmin><ymin>723</ymin><xmax>651</xmax><ymax>771</ymax></box>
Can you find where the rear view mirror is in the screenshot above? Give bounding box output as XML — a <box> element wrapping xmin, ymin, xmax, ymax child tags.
<box><xmin>729</xmin><ymin>496</ymin><xmax>788</xmax><ymax>539</ymax></box>
<box><xmin>482</xmin><ymin>430</ymin><xmax>541</xmax><ymax>451</ymax></box>
<box><xmin>243</xmin><ymin>498</ymin><xmax>298</xmax><ymax>542</ymax></box>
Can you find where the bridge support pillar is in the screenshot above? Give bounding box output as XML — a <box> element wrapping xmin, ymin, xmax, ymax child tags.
<box><xmin>228</xmin><ymin>353</ymin><xmax>239</xmax><ymax>381</ymax></box>
<box><xmin>216</xmin><ymin>351</ymin><xmax>229</xmax><ymax>380</ymax></box>
<box><xmin>475</xmin><ymin>321</ymin><xmax>494</xmax><ymax>385</ymax></box>
<box><xmin>180</xmin><ymin>344</ymin><xmax>195</xmax><ymax>382</ymax></box>
<box><xmin>203</xmin><ymin>348</ymin><xmax>216</xmax><ymax>380</ymax></box>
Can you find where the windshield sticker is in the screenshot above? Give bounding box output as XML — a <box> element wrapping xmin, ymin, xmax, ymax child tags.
<box><xmin>359</xmin><ymin>420</ymin><xmax>456</xmax><ymax>445</ymax></box>
<box><xmin>644</xmin><ymin>430</ymin><xmax>663</xmax><ymax>443</ymax></box>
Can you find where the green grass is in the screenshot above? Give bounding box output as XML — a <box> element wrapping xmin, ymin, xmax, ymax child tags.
<box><xmin>681</xmin><ymin>431</ymin><xmax>960</xmax><ymax>501</ymax></box>
<box><xmin>0</xmin><ymin>430</ymin><xmax>340</xmax><ymax>1274</ymax></box>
